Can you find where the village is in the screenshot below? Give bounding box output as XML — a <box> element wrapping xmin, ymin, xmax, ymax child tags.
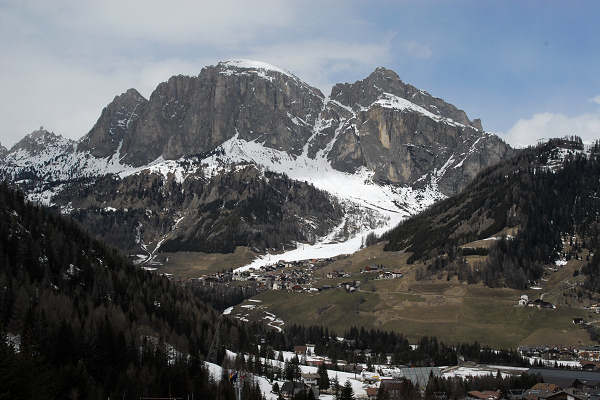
<box><xmin>187</xmin><ymin>257</ymin><xmax>404</xmax><ymax>295</ymax></box>
<box><xmin>208</xmin><ymin>341</ymin><xmax>600</xmax><ymax>400</ymax></box>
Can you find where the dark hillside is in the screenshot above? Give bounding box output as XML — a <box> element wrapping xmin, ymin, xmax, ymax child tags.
<box><xmin>0</xmin><ymin>181</ymin><xmax>264</xmax><ymax>399</ymax></box>
<box><xmin>384</xmin><ymin>137</ymin><xmax>600</xmax><ymax>289</ymax></box>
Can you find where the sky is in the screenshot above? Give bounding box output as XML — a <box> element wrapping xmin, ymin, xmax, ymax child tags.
<box><xmin>1</xmin><ymin>0</ymin><xmax>599</xmax><ymax>148</ymax></box>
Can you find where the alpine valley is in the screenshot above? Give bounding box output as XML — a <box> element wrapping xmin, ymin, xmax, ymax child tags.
<box><xmin>4</xmin><ymin>59</ymin><xmax>600</xmax><ymax>400</ymax></box>
<box><xmin>0</xmin><ymin>60</ymin><xmax>512</xmax><ymax>267</ymax></box>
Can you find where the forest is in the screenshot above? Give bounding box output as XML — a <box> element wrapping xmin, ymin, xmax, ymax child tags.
<box><xmin>0</xmin><ymin>181</ymin><xmax>559</xmax><ymax>398</ymax></box>
<box><xmin>384</xmin><ymin>137</ymin><xmax>600</xmax><ymax>289</ymax></box>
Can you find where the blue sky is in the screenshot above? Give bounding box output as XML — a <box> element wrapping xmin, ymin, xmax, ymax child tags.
<box><xmin>1</xmin><ymin>0</ymin><xmax>599</xmax><ymax>147</ymax></box>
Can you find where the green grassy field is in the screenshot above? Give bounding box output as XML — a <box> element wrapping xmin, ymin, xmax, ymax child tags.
<box><xmin>158</xmin><ymin>236</ymin><xmax>595</xmax><ymax>347</ymax></box>
<box><xmin>242</xmin><ymin>240</ymin><xmax>594</xmax><ymax>348</ymax></box>
<box><xmin>158</xmin><ymin>247</ymin><xmax>256</xmax><ymax>278</ymax></box>
<box><xmin>249</xmin><ymin>279</ymin><xmax>591</xmax><ymax>347</ymax></box>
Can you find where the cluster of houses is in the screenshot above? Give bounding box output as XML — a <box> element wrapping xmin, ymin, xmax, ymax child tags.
<box><xmin>232</xmin><ymin>261</ymin><xmax>319</xmax><ymax>291</ymax></box>
<box><xmin>266</xmin><ymin>342</ymin><xmax>600</xmax><ymax>400</ymax></box>
<box><xmin>360</xmin><ymin>264</ymin><xmax>404</xmax><ymax>280</ymax></box>
<box><xmin>326</xmin><ymin>270</ymin><xmax>351</xmax><ymax>279</ymax></box>
<box><xmin>585</xmin><ymin>304</ymin><xmax>600</xmax><ymax>314</ymax></box>
<box><xmin>519</xmin><ymin>371</ymin><xmax>600</xmax><ymax>400</ymax></box>
<box><xmin>518</xmin><ymin>345</ymin><xmax>600</xmax><ymax>365</ymax></box>
<box><xmin>517</xmin><ymin>294</ymin><xmax>557</xmax><ymax>309</ymax></box>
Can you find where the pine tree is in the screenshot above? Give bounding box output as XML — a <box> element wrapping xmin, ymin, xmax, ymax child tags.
<box><xmin>318</xmin><ymin>363</ymin><xmax>330</xmax><ymax>390</ymax></box>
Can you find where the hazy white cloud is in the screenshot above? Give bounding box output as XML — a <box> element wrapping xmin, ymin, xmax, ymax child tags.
<box><xmin>400</xmin><ymin>40</ymin><xmax>433</xmax><ymax>59</ymax></box>
<box><xmin>591</xmin><ymin>95</ymin><xmax>600</xmax><ymax>105</ymax></box>
<box><xmin>11</xmin><ymin>0</ymin><xmax>300</xmax><ymax>46</ymax></box>
<box><xmin>504</xmin><ymin>111</ymin><xmax>600</xmax><ymax>147</ymax></box>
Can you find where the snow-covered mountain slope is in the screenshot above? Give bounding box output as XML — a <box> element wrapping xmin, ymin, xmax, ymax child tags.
<box><xmin>0</xmin><ymin>60</ymin><xmax>513</xmax><ymax>265</ymax></box>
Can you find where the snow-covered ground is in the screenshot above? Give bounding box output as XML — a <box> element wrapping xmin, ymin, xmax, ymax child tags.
<box><xmin>224</xmin><ymin>350</ymin><xmax>369</xmax><ymax>398</ymax></box>
<box><xmin>441</xmin><ymin>366</ymin><xmax>514</xmax><ymax>379</ymax></box>
<box><xmin>525</xmin><ymin>357</ymin><xmax>581</xmax><ymax>368</ymax></box>
<box><xmin>201</xmin><ymin>134</ymin><xmax>443</xmax><ymax>271</ymax></box>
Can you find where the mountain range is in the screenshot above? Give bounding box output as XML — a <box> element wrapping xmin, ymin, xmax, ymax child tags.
<box><xmin>0</xmin><ymin>60</ymin><xmax>512</xmax><ymax>264</ymax></box>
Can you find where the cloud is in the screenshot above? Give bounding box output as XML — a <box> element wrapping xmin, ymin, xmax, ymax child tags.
<box><xmin>591</xmin><ymin>95</ymin><xmax>600</xmax><ymax>105</ymax></box>
<box><xmin>399</xmin><ymin>40</ymin><xmax>433</xmax><ymax>59</ymax></box>
<box><xmin>238</xmin><ymin>40</ymin><xmax>393</xmax><ymax>94</ymax></box>
<box><xmin>504</xmin><ymin>112</ymin><xmax>600</xmax><ymax>147</ymax></box>
<box><xmin>11</xmin><ymin>0</ymin><xmax>301</xmax><ymax>46</ymax></box>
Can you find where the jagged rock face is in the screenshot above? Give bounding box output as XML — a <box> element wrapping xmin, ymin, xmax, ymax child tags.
<box><xmin>71</xmin><ymin>61</ymin><xmax>510</xmax><ymax>196</ymax></box>
<box><xmin>331</xmin><ymin>67</ymin><xmax>475</xmax><ymax>128</ymax></box>
<box><xmin>325</xmin><ymin>68</ymin><xmax>513</xmax><ymax>193</ymax></box>
<box><xmin>94</xmin><ymin>62</ymin><xmax>324</xmax><ymax>166</ymax></box>
<box><xmin>0</xmin><ymin>142</ymin><xmax>7</xmax><ymax>158</ymax></box>
<box><xmin>78</xmin><ymin>89</ymin><xmax>147</xmax><ymax>158</ymax></box>
<box><xmin>8</xmin><ymin>128</ymin><xmax>74</xmax><ymax>158</ymax></box>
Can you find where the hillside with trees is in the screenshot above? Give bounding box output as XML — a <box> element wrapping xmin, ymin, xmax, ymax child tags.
<box><xmin>0</xmin><ymin>181</ymin><xmax>266</xmax><ymax>399</ymax></box>
<box><xmin>383</xmin><ymin>137</ymin><xmax>600</xmax><ymax>289</ymax></box>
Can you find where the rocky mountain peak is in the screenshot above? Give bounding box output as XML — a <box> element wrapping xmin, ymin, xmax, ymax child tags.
<box><xmin>216</xmin><ymin>59</ymin><xmax>295</xmax><ymax>78</ymax></box>
<box><xmin>78</xmin><ymin>88</ymin><xmax>148</xmax><ymax>158</ymax></box>
<box><xmin>9</xmin><ymin>127</ymin><xmax>74</xmax><ymax>157</ymax></box>
<box><xmin>97</xmin><ymin>60</ymin><xmax>326</xmax><ymax>166</ymax></box>
<box><xmin>331</xmin><ymin>66</ymin><xmax>479</xmax><ymax>129</ymax></box>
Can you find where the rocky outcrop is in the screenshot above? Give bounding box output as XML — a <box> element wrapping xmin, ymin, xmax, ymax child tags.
<box><xmin>84</xmin><ymin>61</ymin><xmax>325</xmax><ymax>166</ymax></box>
<box><xmin>0</xmin><ymin>142</ymin><xmax>7</xmax><ymax>158</ymax></box>
<box><xmin>323</xmin><ymin>68</ymin><xmax>513</xmax><ymax>194</ymax></box>
<box><xmin>331</xmin><ymin>67</ymin><xmax>476</xmax><ymax>128</ymax></box>
<box><xmin>8</xmin><ymin>128</ymin><xmax>74</xmax><ymax>158</ymax></box>
<box><xmin>71</xmin><ymin>61</ymin><xmax>511</xmax><ymax>196</ymax></box>
<box><xmin>78</xmin><ymin>89</ymin><xmax>147</xmax><ymax>158</ymax></box>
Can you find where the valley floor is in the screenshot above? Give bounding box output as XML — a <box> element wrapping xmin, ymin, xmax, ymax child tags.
<box><xmin>222</xmin><ymin>242</ymin><xmax>594</xmax><ymax>348</ymax></box>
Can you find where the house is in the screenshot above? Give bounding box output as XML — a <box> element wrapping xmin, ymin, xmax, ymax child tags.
<box><xmin>578</xmin><ymin>346</ymin><xmax>600</xmax><ymax>361</ymax></box>
<box><xmin>467</xmin><ymin>390</ymin><xmax>502</xmax><ymax>400</ymax></box>
<box><xmin>580</xmin><ymin>361</ymin><xmax>600</xmax><ymax>371</ymax></box>
<box><xmin>391</xmin><ymin>271</ymin><xmax>403</xmax><ymax>279</ymax></box>
<box><xmin>380</xmin><ymin>379</ymin><xmax>414</xmax><ymax>400</ymax></box>
<box><xmin>572</xmin><ymin>378</ymin><xmax>600</xmax><ymax>392</ymax></box>
<box><xmin>281</xmin><ymin>382</ymin><xmax>307</xmax><ymax>399</ymax></box>
<box><xmin>528</xmin><ymin>298</ymin><xmax>556</xmax><ymax>309</ymax></box>
<box><xmin>301</xmin><ymin>373</ymin><xmax>319</xmax><ymax>386</ymax></box>
<box><xmin>525</xmin><ymin>383</ymin><xmax>562</xmax><ymax>400</ymax></box>
<box><xmin>362</xmin><ymin>264</ymin><xmax>380</xmax><ymax>273</ymax></box>
<box><xmin>540</xmin><ymin>391</ymin><xmax>586</xmax><ymax>400</ymax></box>
<box><xmin>306</xmin><ymin>344</ymin><xmax>315</xmax><ymax>355</ymax></box>
<box><xmin>365</xmin><ymin>387</ymin><xmax>378</xmax><ymax>400</ymax></box>
<box><xmin>294</xmin><ymin>345</ymin><xmax>307</xmax><ymax>355</ymax></box>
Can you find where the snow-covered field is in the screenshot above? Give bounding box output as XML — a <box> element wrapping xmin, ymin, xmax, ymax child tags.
<box><xmin>441</xmin><ymin>366</ymin><xmax>516</xmax><ymax>379</ymax></box>
<box><xmin>223</xmin><ymin>349</ymin><xmax>370</xmax><ymax>398</ymax></box>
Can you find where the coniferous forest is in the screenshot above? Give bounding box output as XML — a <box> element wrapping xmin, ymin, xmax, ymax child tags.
<box><xmin>0</xmin><ymin>181</ymin><xmax>265</xmax><ymax>399</ymax></box>
<box><xmin>384</xmin><ymin>138</ymin><xmax>600</xmax><ymax>289</ymax></box>
<box><xmin>0</xmin><ymin>182</ymin><xmax>533</xmax><ymax>399</ymax></box>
